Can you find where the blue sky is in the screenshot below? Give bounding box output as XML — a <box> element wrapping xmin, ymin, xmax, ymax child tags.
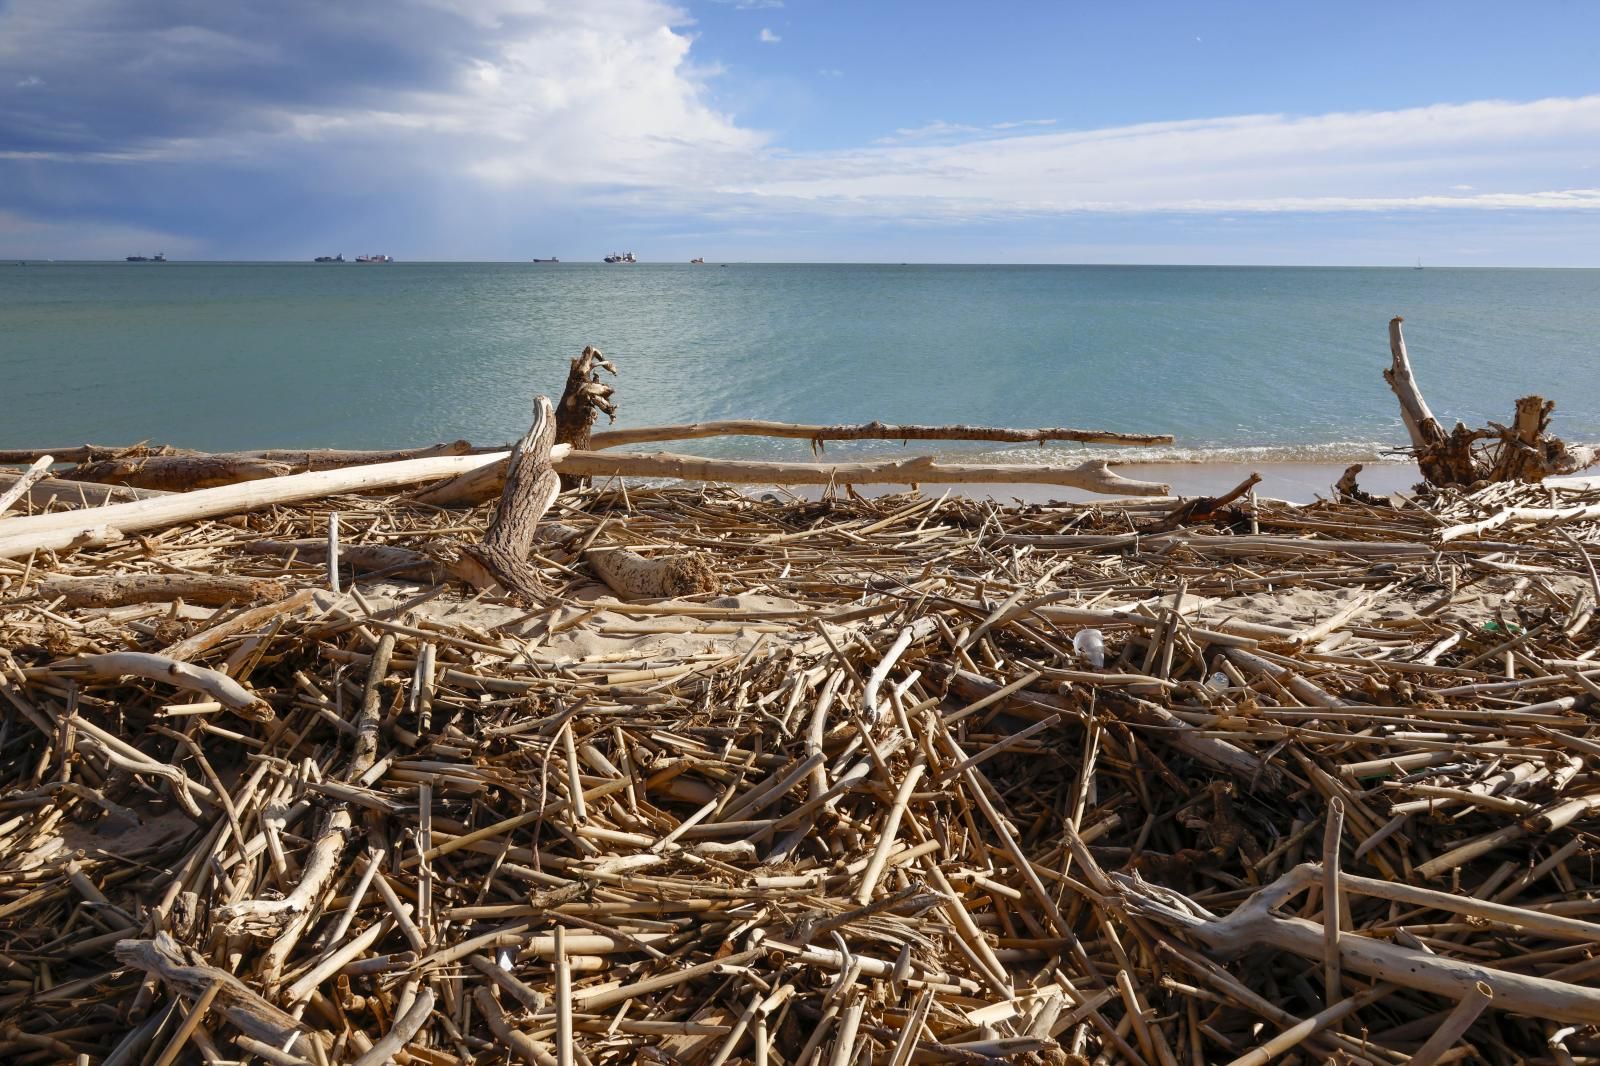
<box><xmin>3</xmin><ymin>1</ymin><xmax>1600</xmax><ymax>263</ymax></box>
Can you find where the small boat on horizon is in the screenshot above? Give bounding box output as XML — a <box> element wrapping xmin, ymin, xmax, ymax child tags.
<box><xmin>604</xmin><ymin>252</ymin><xmax>637</xmax><ymax>264</ymax></box>
<box><xmin>355</xmin><ymin>254</ymin><xmax>394</xmax><ymax>264</ymax></box>
<box><xmin>1414</xmin><ymin>258</ymin><xmax>1424</xmax><ymax>270</ymax></box>
<box><xmin>125</xmin><ymin>253</ymin><xmax>167</xmax><ymax>262</ymax></box>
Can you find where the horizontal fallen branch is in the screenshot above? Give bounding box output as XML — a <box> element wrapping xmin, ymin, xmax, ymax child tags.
<box><xmin>25</xmin><ymin>573</ymin><xmax>290</xmax><ymax>608</ymax></box>
<box><xmin>43</xmin><ymin>652</ymin><xmax>275</xmax><ymax>722</ymax></box>
<box><xmin>0</xmin><ymin>450</ymin><xmax>530</xmax><ymax>561</ymax></box>
<box><xmin>588</xmin><ymin>419</ymin><xmax>1173</xmax><ymax>450</ymax></box>
<box><xmin>556</xmin><ymin>451</ymin><xmax>1171</xmax><ymax>494</ymax></box>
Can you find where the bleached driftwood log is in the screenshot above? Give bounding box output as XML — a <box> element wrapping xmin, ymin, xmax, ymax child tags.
<box><xmin>419</xmin><ymin>416</ymin><xmax>1175</xmax><ymax>506</ymax></box>
<box><xmin>556</xmin><ymin>451</ymin><xmax>1170</xmax><ymax>494</ymax></box>
<box><xmin>554</xmin><ymin>346</ymin><xmax>617</xmax><ymax>491</ymax></box>
<box><xmin>459</xmin><ymin>396</ymin><xmax>561</xmax><ymax>603</ymax></box>
<box><xmin>0</xmin><ymin>450</ymin><xmax>522</xmax><ymax>561</ymax></box>
<box><xmin>1385</xmin><ymin>317</ymin><xmax>1593</xmax><ymax>487</ymax></box>
<box><xmin>0</xmin><ymin>456</ymin><xmax>53</xmax><ymax>515</ymax></box>
<box><xmin>1119</xmin><ymin>863</ymin><xmax>1600</xmax><ymax>1024</ymax></box>
<box><xmin>0</xmin><ymin>470</ymin><xmax>168</xmax><ymax>509</ymax></box>
<box><xmin>589</xmin><ymin>419</ymin><xmax>1174</xmax><ymax>450</ymax></box>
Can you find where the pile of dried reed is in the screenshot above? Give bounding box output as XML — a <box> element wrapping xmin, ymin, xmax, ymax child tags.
<box><xmin>1</xmin><ymin>451</ymin><xmax>1599</xmax><ymax>1065</ymax></box>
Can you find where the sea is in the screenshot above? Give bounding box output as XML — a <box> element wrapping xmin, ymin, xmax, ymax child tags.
<box><xmin>3</xmin><ymin>262</ymin><xmax>1598</xmax><ymax>469</ymax></box>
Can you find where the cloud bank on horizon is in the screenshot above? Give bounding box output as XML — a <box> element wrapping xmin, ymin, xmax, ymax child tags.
<box><xmin>3</xmin><ymin>0</ymin><xmax>1600</xmax><ymax>261</ymax></box>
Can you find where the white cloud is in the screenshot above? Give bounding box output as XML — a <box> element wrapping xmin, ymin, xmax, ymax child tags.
<box><xmin>758</xmin><ymin>27</ymin><xmax>780</xmax><ymax>43</ymax></box>
<box><xmin>724</xmin><ymin>96</ymin><xmax>1600</xmax><ymax>219</ymax></box>
<box><xmin>15</xmin><ymin>74</ymin><xmax>42</xmax><ymax>88</ymax></box>
<box><xmin>817</xmin><ymin>67</ymin><xmax>844</xmax><ymax>78</ymax></box>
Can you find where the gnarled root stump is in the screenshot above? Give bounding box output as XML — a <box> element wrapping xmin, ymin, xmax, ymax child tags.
<box><xmin>555</xmin><ymin>345</ymin><xmax>617</xmax><ymax>491</ymax></box>
<box><xmin>459</xmin><ymin>396</ymin><xmax>560</xmax><ymax>604</ymax></box>
<box><xmin>1385</xmin><ymin>317</ymin><xmax>1594</xmax><ymax>488</ymax></box>
<box><xmin>586</xmin><ymin>545</ymin><xmax>716</xmax><ymax>599</ymax></box>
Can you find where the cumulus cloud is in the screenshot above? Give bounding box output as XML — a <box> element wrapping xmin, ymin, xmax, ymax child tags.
<box><xmin>758</xmin><ymin>28</ymin><xmax>781</xmax><ymax>43</ymax></box>
<box><xmin>0</xmin><ymin>0</ymin><xmax>762</xmax><ymax>185</ymax></box>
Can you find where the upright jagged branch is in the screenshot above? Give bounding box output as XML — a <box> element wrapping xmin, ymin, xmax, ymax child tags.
<box><xmin>554</xmin><ymin>346</ymin><xmax>617</xmax><ymax>490</ymax></box>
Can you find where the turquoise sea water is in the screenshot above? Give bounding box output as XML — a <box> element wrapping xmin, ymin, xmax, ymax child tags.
<box><xmin>2</xmin><ymin>262</ymin><xmax>1597</xmax><ymax>464</ymax></box>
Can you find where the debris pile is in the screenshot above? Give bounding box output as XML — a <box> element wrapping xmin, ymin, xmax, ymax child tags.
<box><xmin>1</xmin><ymin>466</ymin><xmax>1599</xmax><ymax>1064</ymax></box>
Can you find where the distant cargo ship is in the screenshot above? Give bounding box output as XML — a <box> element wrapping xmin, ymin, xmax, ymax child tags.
<box><xmin>355</xmin><ymin>254</ymin><xmax>394</xmax><ymax>264</ymax></box>
<box><xmin>604</xmin><ymin>252</ymin><xmax>637</xmax><ymax>264</ymax></box>
<box><xmin>314</xmin><ymin>254</ymin><xmax>345</xmax><ymax>263</ymax></box>
<box><xmin>125</xmin><ymin>253</ymin><xmax>167</xmax><ymax>262</ymax></box>
<box><xmin>690</xmin><ymin>257</ymin><xmax>705</xmax><ymax>264</ymax></box>
<box><xmin>532</xmin><ymin>257</ymin><xmax>560</xmax><ymax>263</ymax></box>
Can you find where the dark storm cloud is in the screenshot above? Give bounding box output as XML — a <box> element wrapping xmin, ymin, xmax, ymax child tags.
<box><xmin>0</xmin><ymin>1</ymin><xmax>495</xmax><ymax>155</ymax></box>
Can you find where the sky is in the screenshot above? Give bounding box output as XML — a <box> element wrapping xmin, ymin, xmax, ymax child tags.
<box><xmin>3</xmin><ymin>0</ymin><xmax>1600</xmax><ymax>264</ymax></box>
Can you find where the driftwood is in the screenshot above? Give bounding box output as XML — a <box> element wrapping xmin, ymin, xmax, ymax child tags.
<box><xmin>554</xmin><ymin>346</ymin><xmax>617</xmax><ymax>491</ymax></box>
<box><xmin>26</xmin><ymin>573</ymin><xmax>288</xmax><ymax>608</ymax></box>
<box><xmin>1333</xmin><ymin>462</ymin><xmax>1389</xmax><ymax>506</ymax></box>
<box><xmin>1140</xmin><ymin>472</ymin><xmax>1260</xmax><ymax>533</ymax></box>
<box><xmin>557</xmin><ymin>451</ymin><xmax>1170</xmax><ymax>494</ymax></box>
<box><xmin>0</xmin><ymin>450</ymin><xmax>523</xmax><ymax>561</ymax></box>
<box><xmin>459</xmin><ymin>396</ymin><xmax>561</xmax><ymax>603</ymax></box>
<box><xmin>68</xmin><ymin>454</ymin><xmax>292</xmax><ymax>491</ymax></box>
<box><xmin>588</xmin><ymin>419</ymin><xmax>1175</xmax><ymax>450</ymax></box>
<box><xmin>46</xmin><ymin>652</ymin><xmax>275</xmax><ymax>722</ymax></box>
<box><xmin>0</xmin><ymin>456</ymin><xmax>52</xmax><ymax>516</ymax></box>
<box><xmin>585</xmin><ymin>545</ymin><xmax>717</xmax><ymax>599</ymax></box>
<box><xmin>0</xmin><ymin>470</ymin><xmax>169</xmax><ymax>509</ymax></box>
<box><xmin>1385</xmin><ymin>316</ymin><xmax>1593</xmax><ymax>487</ymax></box>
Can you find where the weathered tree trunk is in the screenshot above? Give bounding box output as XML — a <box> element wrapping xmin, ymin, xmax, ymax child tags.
<box><xmin>68</xmin><ymin>454</ymin><xmax>293</xmax><ymax>491</ymax></box>
<box><xmin>554</xmin><ymin>346</ymin><xmax>618</xmax><ymax>491</ymax></box>
<box><xmin>460</xmin><ymin>396</ymin><xmax>561</xmax><ymax>603</ymax></box>
<box><xmin>1384</xmin><ymin>317</ymin><xmax>1593</xmax><ymax>487</ymax></box>
<box><xmin>28</xmin><ymin>573</ymin><xmax>289</xmax><ymax>608</ymax></box>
